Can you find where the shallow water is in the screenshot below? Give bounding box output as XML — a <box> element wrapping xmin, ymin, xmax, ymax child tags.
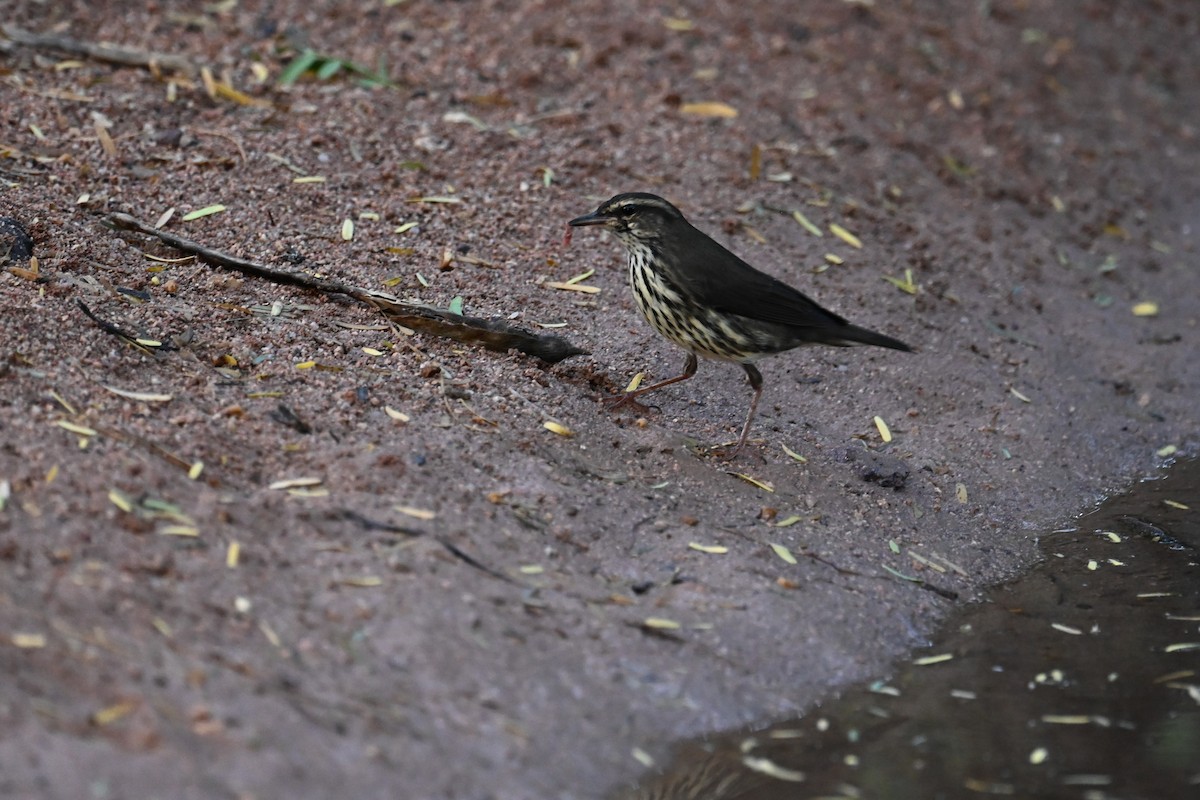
<box><xmin>616</xmin><ymin>459</ymin><xmax>1200</xmax><ymax>800</ymax></box>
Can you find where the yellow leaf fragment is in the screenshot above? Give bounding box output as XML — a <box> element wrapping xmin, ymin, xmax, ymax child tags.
<box><xmin>108</xmin><ymin>489</ymin><xmax>133</xmax><ymax>512</ymax></box>
<box><xmin>632</xmin><ymin>747</ymin><xmax>656</xmax><ymax>768</ymax></box>
<box><xmin>564</xmin><ymin>268</ymin><xmax>595</xmax><ymax>285</ymax></box>
<box><xmin>395</xmin><ymin>505</ymin><xmax>436</xmax><ymax>520</ymax></box>
<box><xmin>226</xmin><ymin>541</ymin><xmax>240</xmax><ymax>568</ymax></box>
<box><xmin>1157</xmin><ymin>444</ymin><xmax>1178</xmax><ymax>458</ymax></box>
<box><xmin>781</xmin><ymin>443</ymin><xmax>807</xmax><ymax>463</ymax></box>
<box><xmin>1051</xmin><ymin>622</ymin><xmax>1083</xmax><ymax>635</ymax></box>
<box><xmin>1165</xmin><ymin>643</ymin><xmax>1200</xmax><ymax>653</ymax></box>
<box><xmin>1131</xmin><ymin>301</ymin><xmax>1158</xmax><ymax>317</ymax></box>
<box><xmin>187</xmin><ymin>461</ymin><xmax>204</xmax><ymax>480</ymax></box>
<box><xmin>828</xmin><ymin>223</ymin><xmax>863</xmax><ymax>249</ymax></box>
<box><xmin>874</xmin><ymin>415</ymin><xmax>892</xmax><ymax>442</ymax></box>
<box><xmin>662</xmin><ymin>16</ymin><xmax>695</xmax><ymax>31</ymax></box>
<box><xmin>341</xmin><ymin>576</ymin><xmax>383</xmax><ymax>588</ymax></box>
<box><xmin>791</xmin><ymin>210</ymin><xmax>823</xmax><ymax>237</ymax></box>
<box><xmin>1030</xmin><ymin>747</ymin><xmax>1049</xmax><ymax>765</ymax></box>
<box><xmin>181</xmin><ymin>205</ymin><xmax>226</xmax><ymax>221</ymax></box>
<box><xmin>688</xmin><ymin>542</ymin><xmax>728</xmax><ymax>554</ymax></box>
<box><xmin>295</xmin><ymin>360</ymin><xmax>317</xmax><ymax>369</ymax></box>
<box><xmin>643</xmin><ymin>617</ymin><xmax>681</xmax><ymax>630</ymax></box>
<box><xmin>384</xmin><ymin>406</ymin><xmax>411</xmax><ymax>422</ymax></box>
<box><xmin>680</xmin><ymin>101</ymin><xmax>738</xmax><ymax>118</ymax></box>
<box><xmin>543</xmin><ymin>421</ymin><xmax>573</xmax><ymax>437</ymax></box>
<box><xmin>11</xmin><ymin>632</ymin><xmax>46</xmax><ymax>648</ymax></box>
<box><xmin>341</xmin><ymin>218</ymin><xmax>354</xmax><ymax>241</ymax></box>
<box><xmin>159</xmin><ymin>525</ymin><xmax>199</xmax><ymax>537</ymax></box>
<box><xmin>1164</xmin><ymin>500</ymin><xmax>1189</xmax><ymax>510</ymax></box>
<box><xmin>624</xmin><ymin>372</ymin><xmax>645</xmax><ymax>393</ymax></box>
<box><xmin>94</xmin><ymin>117</ymin><xmax>117</xmax><ymax>157</ymax></box>
<box><xmin>913</xmin><ymin>653</ymin><xmax>954</xmax><ymax>666</ymax></box>
<box><xmin>409</xmin><ymin>196</ymin><xmax>462</xmax><ymax>204</ymax></box>
<box><xmin>770</xmin><ymin>543</ymin><xmax>798</xmax><ymax>564</ymax></box>
<box><xmin>362</xmin><ymin>347</ymin><xmax>384</xmax><ymax>356</ymax></box>
<box><xmin>92</xmin><ymin>701</ymin><xmax>136</xmax><ymax>726</ymax></box>
<box><xmin>1010</xmin><ymin>387</ymin><xmax>1032</xmax><ymax>403</ymax></box>
<box><xmin>292</xmin><ymin>175</ymin><xmax>326</xmax><ymax>184</ymax></box>
<box><xmin>955</xmin><ymin>483</ymin><xmax>968</xmax><ymax>504</ymax></box>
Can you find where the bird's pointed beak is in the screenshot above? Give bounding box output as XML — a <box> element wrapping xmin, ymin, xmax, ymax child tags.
<box><xmin>568</xmin><ymin>211</ymin><xmax>608</xmax><ymax>227</ymax></box>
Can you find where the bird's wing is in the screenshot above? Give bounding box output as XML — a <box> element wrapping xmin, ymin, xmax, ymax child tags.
<box><xmin>662</xmin><ymin>224</ymin><xmax>850</xmax><ymax>330</ymax></box>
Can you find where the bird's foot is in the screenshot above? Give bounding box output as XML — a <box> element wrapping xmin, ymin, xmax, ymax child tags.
<box><xmin>705</xmin><ymin>438</ymin><xmax>762</xmax><ymax>461</ymax></box>
<box><xmin>602</xmin><ymin>392</ymin><xmax>654</xmax><ymax>414</ymax></box>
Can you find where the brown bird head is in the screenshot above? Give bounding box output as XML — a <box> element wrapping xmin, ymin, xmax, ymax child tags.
<box><xmin>568</xmin><ymin>192</ymin><xmax>684</xmax><ymax>248</ymax></box>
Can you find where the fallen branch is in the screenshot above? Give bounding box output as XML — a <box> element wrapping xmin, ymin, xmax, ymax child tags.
<box><xmin>100</xmin><ymin>212</ymin><xmax>588</xmax><ymax>364</ymax></box>
<box><xmin>1</xmin><ymin>24</ymin><xmax>195</xmax><ymax>73</ymax></box>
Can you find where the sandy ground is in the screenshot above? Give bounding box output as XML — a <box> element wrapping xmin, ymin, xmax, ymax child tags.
<box><xmin>1</xmin><ymin>2</ymin><xmax>1197</xmax><ymax>798</ymax></box>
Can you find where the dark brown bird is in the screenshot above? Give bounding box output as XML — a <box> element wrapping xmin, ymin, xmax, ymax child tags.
<box><xmin>568</xmin><ymin>192</ymin><xmax>912</xmax><ymax>456</ymax></box>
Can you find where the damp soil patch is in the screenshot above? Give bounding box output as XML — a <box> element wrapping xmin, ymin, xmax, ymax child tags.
<box><xmin>621</xmin><ymin>458</ymin><xmax>1200</xmax><ymax>799</ymax></box>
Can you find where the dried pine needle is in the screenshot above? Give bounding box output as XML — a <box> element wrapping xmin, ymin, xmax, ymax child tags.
<box><xmin>102</xmin><ymin>385</ymin><xmax>173</xmax><ymax>403</ymax></box>
<box><xmin>729</xmin><ymin>472</ymin><xmax>774</xmax><ymax>492</ymax></box>
<box><xmin>882</xmin><ymin>269</ymin><xmax>918</xmax><ymax>294</ymax></box>
<box><xmin>55</xmin><ymin>420</ymin><xmax>97</xmax><ymax>437</ymax></box>
<box><xmin>741</xmin><ymin>756</ymin><xmax>804</xmax><ymax>782</ymax></box>
<box><xmin>544</xmin><ymin>281</ymin><xmax>600</xmax><ymax>294</ymax></box>
<box><xmin>268</xmin><ymin>477</ymin><xmax>322</xmax><ymax>490</ymax></box>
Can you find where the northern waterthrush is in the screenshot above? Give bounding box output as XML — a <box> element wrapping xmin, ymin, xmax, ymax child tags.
<box><xmin>568</xmin><ymin>192</ymin><xmax>913</xmax><ymax>456</ymax></box>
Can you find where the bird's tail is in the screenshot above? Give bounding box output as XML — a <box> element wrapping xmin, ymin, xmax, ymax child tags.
<box><xmin>830</xmin><ymin>323</ymin><xmax>914</xmax><ymax>352</ymax></box>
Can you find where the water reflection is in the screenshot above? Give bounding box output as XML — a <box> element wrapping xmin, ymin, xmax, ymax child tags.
<box><xmin>616</xmin><ymin>459</ymin><xmax>1200</xmax><ymax>799</ymax></box>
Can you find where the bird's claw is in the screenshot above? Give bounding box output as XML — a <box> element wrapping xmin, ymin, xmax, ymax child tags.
<box><xmin>602</xmin><ymin>392</ymin><xmax>654</xmax><ymax>413</ymax></box>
